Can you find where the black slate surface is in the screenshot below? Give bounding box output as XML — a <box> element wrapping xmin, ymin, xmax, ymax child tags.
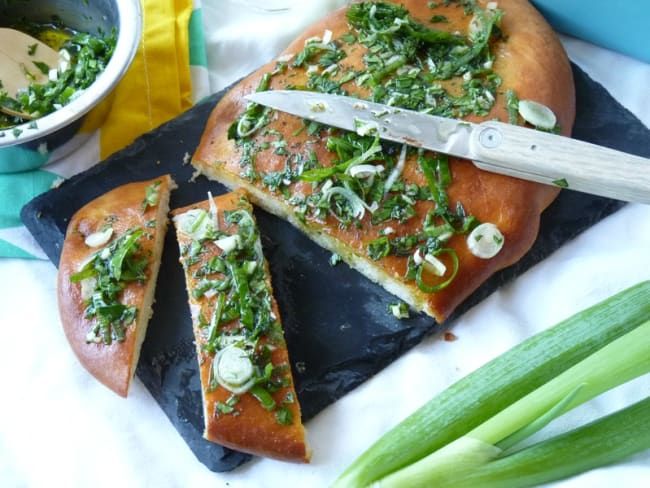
<box><xmin>21</xmin><ymin>64</ymin><xmax>650</xmax><ymax>472</ymax></box>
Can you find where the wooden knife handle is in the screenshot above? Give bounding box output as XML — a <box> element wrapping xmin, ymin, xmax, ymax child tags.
<box><xmin>470</xmin><ymin>120</ymin><xmax>650</xmax><ymax>204</ymax></box>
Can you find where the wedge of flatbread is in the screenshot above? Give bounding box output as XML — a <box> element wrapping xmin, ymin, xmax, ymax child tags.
<box><xmin>191</xmin><ymin>0</ymin><xmax>575</xmax><ymax>322</ymax></box>
<box><xmin>171</xmin><ymin>189</ymin><xmax>310</xmax><ymax>462</ymax></box>
<box><xmin>57</xmin><ymin>175</ymin><xmax>175</xmax><ymax>397</ymax></box>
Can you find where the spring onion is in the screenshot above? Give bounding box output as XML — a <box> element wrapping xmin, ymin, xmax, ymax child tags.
<box><xmin>467</xmin><ymin>222</ymin><xmax>504</xmax><ymax>259</ymax></box>
<box><xmin>518</xmin><ymin>99</ymin><xmax>557</xmax><ymax>130</ymax></box>
<box><xmin>445</xmin><ymin>396</ymin><xmax>650</xmax><ymax>487</ymax></box>
<box><xmin>212</xmin><ymin>345</ymin><xmax>256</xmax><ymax>395</ymax></box>
<box><xmin>332</xmin><ymin>280</ymin><xmax>650</xmax><ymax>487</ymax></box>
<box><xmin>376</xmin><ymin>320</ymin><xmax>650</xmax><ymax>487</ymax></box>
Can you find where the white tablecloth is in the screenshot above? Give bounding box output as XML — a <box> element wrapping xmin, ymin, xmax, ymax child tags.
<box><xmin>2</xmin><ymin>2</ymin><xmax>649</xmax><ymax>486</ymax></box>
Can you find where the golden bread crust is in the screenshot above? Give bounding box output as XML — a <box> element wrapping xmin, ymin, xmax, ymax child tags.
<box><xmin>171</xmin><ymin>190</ymin><xmax>310</xmax><ymax>462</ymax></box>
<box><xmin>57</xmin><ymin>175</ymin><xmax>174</xmax><ymax>397</ymax></box>
<box><xmin>192</xmin><ymin>0</ymin><xmax>575</xmax><ymax>322</ymax></box>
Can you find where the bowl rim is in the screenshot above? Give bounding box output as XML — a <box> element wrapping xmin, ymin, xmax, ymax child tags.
<box><xmin>0</xmin><ymin>0</ymin><xmax>143</xmax><ymax>148</ymax></box>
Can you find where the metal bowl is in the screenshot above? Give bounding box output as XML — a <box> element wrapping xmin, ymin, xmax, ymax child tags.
<box><xmin>0</xmin><ymin>0</ymin><xmax>141</xmax><ymax>173</ymax></box>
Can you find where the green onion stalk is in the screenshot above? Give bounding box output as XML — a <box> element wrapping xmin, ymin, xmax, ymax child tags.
<box><xmin>332</xmin><ymin>280</ymin><xmax>650</xmax><ymax>487</ymax></box>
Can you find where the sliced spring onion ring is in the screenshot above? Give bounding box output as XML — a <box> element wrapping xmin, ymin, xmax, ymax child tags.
<box><xmin>354</xmin><ymin>118</ymin><xmax>380</xmax><ymax>136</ymax></box>
<box><xmin>467</xmin><ymin>222</ymin><xmax>504</xmax><ymax>259</ymax></box>
<box><xmin>518</xmin><ymin>99</ymin><xmax>557</xmax><ymax>130</ymax></box>
<box><xmin>323</xmin><ymin>185</ymin><xmax>370</xmax><ymax>220</ymax></box>
<box><xmin>174</xmin><ymin>208</ymin><xmax>214</xmax><ymax>241</ymax></box>
<box><xmin>212</xmin><ymin>345</ymin><xmax>255</xmax><ymax>394</ymax></box>
<box><xmin>390</xmin><ymin>302</ymin><xmax>410</xmax><ymax>319</ymax></box>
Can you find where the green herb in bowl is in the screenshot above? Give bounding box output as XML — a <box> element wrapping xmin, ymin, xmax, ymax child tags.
<box><xmin>0</xmin><ymin>21</ymin><xmax>116</xmax><ymax>129</ymax></box>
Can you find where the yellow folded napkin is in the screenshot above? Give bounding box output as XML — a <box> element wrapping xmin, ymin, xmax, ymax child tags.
<box><xmin>99</xmin><ymin>0</ymin><xmax>202</xmax><ymax>158</ymax></box>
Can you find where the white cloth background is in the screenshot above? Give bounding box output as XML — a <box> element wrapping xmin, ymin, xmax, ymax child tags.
<box><xmin>1</xmin><ymin>1</ymin><xmax>649</xmax><ymax>486</ymax></box>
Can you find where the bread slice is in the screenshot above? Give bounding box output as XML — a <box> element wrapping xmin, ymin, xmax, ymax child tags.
<box><xmin>171</xmin><ymin>189</ymin><xmax>310</xmax><ymax>462</ymax></box>
<box><xmin>57</xmin><ymin>175</ymin><xmax>175</xmax><ymax>397</ymax></box>
<box><xmin>191</xmin><ymin>0</ymin><xmax>575</xmax><ymax>322</ymax></box>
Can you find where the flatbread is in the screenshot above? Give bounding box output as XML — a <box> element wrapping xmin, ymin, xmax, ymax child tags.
<box><xmin>57</xmin><ymin>175</ymin><xmax>175</xmax><ymax>397</ymax></box>
<box><xmin>171</xmin><ymin>190</ymin><xmax>310</xmax><ymax>462</ymax></box>
<box><xmin>192</xmin><ymin>0</ymin><xmax>575</xmax><ymax>322</ymax></box>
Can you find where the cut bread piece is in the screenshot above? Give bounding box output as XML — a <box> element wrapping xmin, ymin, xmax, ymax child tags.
<box><xmin>57</xmin><ymin>175</ymin><xmax>175</xmax><ymax>397</ymax></box>
<box><xmin>191</xmin><ymin>0</ymin><xmax>575</xmax><ymax>322</ymax></box>
<box><xmin>171</xmin><ymin>189</ymin><xmax>310</xmax><ymax>463</ymax></box>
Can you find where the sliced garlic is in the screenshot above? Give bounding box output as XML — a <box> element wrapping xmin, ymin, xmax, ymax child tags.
<box><xmin>215</xmin><ymin>234</ymin><xmax>241</xmax><ymax>253</ymax></box>
<box><xmin>348</xmin><ymin>163</ymin><xmax>385</xmax><ymax>178</ymax></box>
<box><xmin>84</xmin><ymin>227</ymin><xmax>113</xmax><ymax>248</ymax></box>
<box><xmin>354</xmin><ymin>118</ymin><xmax>379</xmax><ymax>136</ymax></box>
<box><xmin>207</xmin><ymin>191</ymin><xmax>219</xmax><ymax>231</ymax></box>
<box><xmin>423</xmin><ymin>253</ymin><xmax>447</xmax><ymax>277</ymax></box>
<box><xmin>467</xmin><ymin>222</ymin><xmax>504</xmax><ymax>259</ymax></box>
<box><xmin>79</xmin><ymin>277</ymin><xmax>97</xmax><ymax>300</ymax></box>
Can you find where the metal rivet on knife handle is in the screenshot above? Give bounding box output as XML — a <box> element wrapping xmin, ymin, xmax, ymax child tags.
<box><xmin>478</xmin><ymin>127</ymin><xmax>502</xmax><ymax>149</ymax></box>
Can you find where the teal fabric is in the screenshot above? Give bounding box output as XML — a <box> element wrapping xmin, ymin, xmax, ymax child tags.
<box><xmin>0</xmin><ymin>169</ymin><xmax>60</xmax><ymax>260</ymax></box>
<box><xmin>0</xmin><ymin>144</ymin><xmax>51</xmax><ymax>174</ymax></box>
<box><xmin>0</xmin><ymin>169</ymin><xmax>59</xmax><ymax>229</ymax></box>
<box><xmin>189</xmin><ymin>8</ymin><xmax>208</xmax><ymax>67</ymax></box>
<box><xmin>0</xmin><ymin>239</ymin><xmax>39</xmax><ymax>259</ymax></box>
<box><xmin>531</xmin><ymin>0</ymin><xmax>650</xmax><ymax>63</ymax></box>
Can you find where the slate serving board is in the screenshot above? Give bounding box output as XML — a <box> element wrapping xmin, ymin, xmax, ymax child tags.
<box><xmin>22</xmin><ymin>64</ymin><xmax>650</xmax><ymax>472</ymax></box>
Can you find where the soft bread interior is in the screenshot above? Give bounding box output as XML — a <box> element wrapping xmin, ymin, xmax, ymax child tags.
<box><xmin>126</xmin><ymin>178</ymin><xmax>177</xmax><ymax>395</ymax></box>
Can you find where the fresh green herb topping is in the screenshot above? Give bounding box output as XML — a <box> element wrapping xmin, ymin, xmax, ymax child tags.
<box><xmin>389</xmin><ymin>302</ymin><xmax>411</xmax><ymax>319</ymax></box>
<box><xmin>215</xmin><ymin>395</ymin><xmax>240</xmax><ymax>416</ymax></box>
<box><xmin>1</xmin><ymin>22</ymin><xmax>117</xmax><ymax>129</ymax></box>
<box><xmin>179</xmin><ymin>202</ymin><xmax>294</xmax><ymax>425</ymax></box>
<box><xmin>227</xmin><ymin>1</ymin><xmax>508</xmax><ymax>295</ymax></box>
<box><xmin>275</xmin><ymin>405</ymin><xmax>294</xmax><ymax>425</ymax></box>
<box><xmin>142</xmin><ymin>180</ymin><xmax>162</xmax><ymax>213</ymax></box>
<box><xmin>553</xmin><ymin>178</ymin><xmax>569</xmax><ymax>188</ymax></box>
<box><xmin>71</xmin><ymin>227</ymin><xmax>150</xmax><ymax>345</ymax></box>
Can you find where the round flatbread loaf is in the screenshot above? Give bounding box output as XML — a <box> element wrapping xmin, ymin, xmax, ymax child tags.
<box><xmin>193</xmin><ymin>0</ymin><xmax>575</xmax><ymax>322</ymax></box>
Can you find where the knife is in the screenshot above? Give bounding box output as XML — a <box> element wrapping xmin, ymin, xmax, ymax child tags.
<box><xmin>246</xmin><ymin>90</ymin><xmax>650</xmax><ymax>204</ymax></box>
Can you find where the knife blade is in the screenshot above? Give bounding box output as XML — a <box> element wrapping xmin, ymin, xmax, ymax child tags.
<box><xmin>246</xmin><ymin>90</ymin><xmax>650</xmax><ymax>204</ymax></box>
